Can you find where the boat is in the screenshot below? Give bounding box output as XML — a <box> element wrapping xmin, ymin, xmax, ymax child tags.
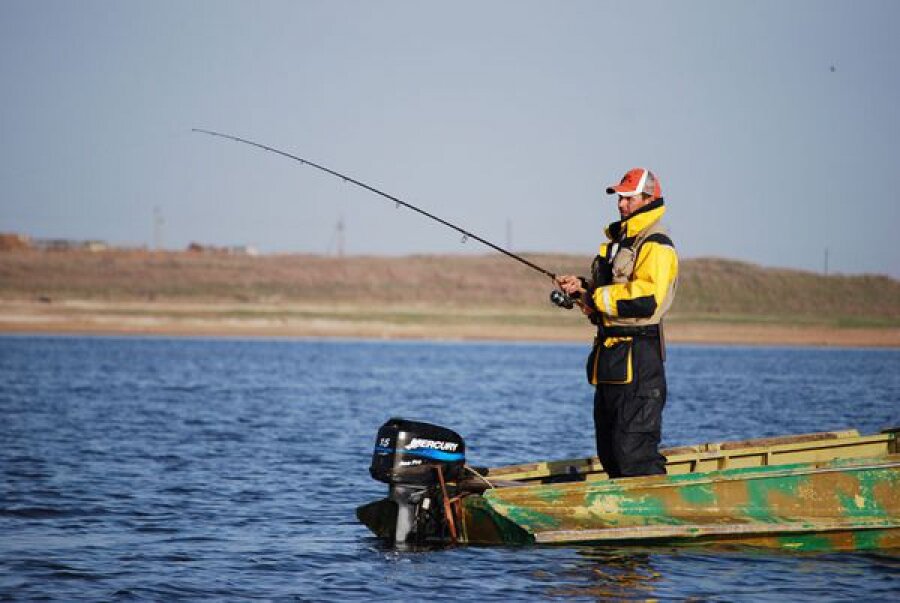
<box><xmin>357</xmin><ymin>419</ymin><xmax>900</xmax><ymax>552</ymax></box>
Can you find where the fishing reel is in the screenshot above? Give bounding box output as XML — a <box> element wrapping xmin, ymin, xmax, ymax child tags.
<box><xmin>550</xmin><ymin>289</ymin><xmax>577</xmax><ymax>310</ymax></box>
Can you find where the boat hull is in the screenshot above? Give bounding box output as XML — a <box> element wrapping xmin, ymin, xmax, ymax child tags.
<box><xmin>475</xmin><ymin>457</ymin><xmax>900</xmax><ymax>551</ymax></box>
<box><xmin>358</xmin><ymin>428</ymin><xmax>900</xmax><ymax>552</ymax></box>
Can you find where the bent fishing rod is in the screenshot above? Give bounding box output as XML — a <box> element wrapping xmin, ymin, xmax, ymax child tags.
<box><xmin>192</xmin><ymin>128</ymin><xmax>564</xmax><ymax>281</ymax></box>
<box><xmin>193</xmin><ymin>129</ymin><xmax>579</xmax><ymax>309</ymax></box>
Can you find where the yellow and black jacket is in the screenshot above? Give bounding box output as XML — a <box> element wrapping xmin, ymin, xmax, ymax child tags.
<box><xmin>585</xmin><ymin>199</ymin><xmax>678</xmax><ymax>384</ymax></box>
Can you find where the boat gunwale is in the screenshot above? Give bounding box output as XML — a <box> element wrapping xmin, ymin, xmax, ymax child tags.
<box><xmin>483</xmin><ymin>430</ymin><xmax>896</xmax><ymax>482</ymax></box>
<box><xmin>482</xmin><ymin>455</ymin><xmax>900</xmax><ymax>500</ymax></box>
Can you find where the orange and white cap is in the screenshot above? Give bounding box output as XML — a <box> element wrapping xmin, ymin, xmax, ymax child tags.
<box><xmin>605</xmin><ymin>168</ymin><xmax>661</xmax><ymax>198</ymax></box>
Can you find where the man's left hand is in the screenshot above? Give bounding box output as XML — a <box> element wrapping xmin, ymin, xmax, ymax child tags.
<box><xmin>555</xmin><ymin>275</ymin><xmax>584</xmax><ymax>295</ymax></box>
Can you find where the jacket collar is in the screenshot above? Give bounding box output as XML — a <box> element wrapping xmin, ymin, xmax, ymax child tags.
<box><xmin>605</xmin><ymin>198</ymin><xmax>666</xmax><ymax>241</ymax></box>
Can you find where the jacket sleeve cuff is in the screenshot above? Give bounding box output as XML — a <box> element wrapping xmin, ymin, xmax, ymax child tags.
<box><xmin>593</xmin><ymin>286</ymin><xmax>614</xmax><ymax>315</ymax></box>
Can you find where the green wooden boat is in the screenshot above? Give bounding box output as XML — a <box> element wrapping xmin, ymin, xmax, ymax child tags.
<box><xmin>357</xmin><ymin>421</ymin><xmax>900</xmax><ymax>552</ymax></box>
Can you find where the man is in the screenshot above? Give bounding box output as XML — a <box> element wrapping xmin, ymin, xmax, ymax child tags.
<box><xmin>557</xmin><ymin>168</ymin><xmax>678</xmax><ymax>478</ymax></box>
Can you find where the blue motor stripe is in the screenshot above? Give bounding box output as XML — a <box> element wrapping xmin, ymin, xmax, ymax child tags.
<box><xmin>407</xmin><ymin>448</ymin><xmax>465</xmax><ymax>462</ymax></box>
<box><xmin>373</xmin><ymin>446</ymin><xmax>464</xmax><ymax>462</ymax></box>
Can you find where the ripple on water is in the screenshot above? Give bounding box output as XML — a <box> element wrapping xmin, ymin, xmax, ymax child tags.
<box><xmin>1</xmin><ymin>337</ymin><xmax>898</xmax><ymax>601</ymax></box>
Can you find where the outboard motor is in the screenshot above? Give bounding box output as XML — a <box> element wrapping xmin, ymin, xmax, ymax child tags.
<box><xmin>368</xmin><ymin>417</ymin><xmax>465</xmax><ymax>545</ymax></box>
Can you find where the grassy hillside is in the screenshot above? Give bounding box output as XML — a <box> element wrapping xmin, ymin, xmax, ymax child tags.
<box><xmin>1</xmin><ymin>249</ymin><xmax>898</xmax><ymax>327</ymax></box>
<box><xmin>674</xmin><ymin>258</ymin><xmax>900</xmax><ymax>327</ymax></box>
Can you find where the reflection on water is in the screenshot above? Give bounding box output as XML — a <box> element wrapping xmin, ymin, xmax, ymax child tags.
<box><xmin>538</xmin><ymin>546</ymin><xmax>900</xmax><ymax>601</ymax></box>
<box><xmin>549</xmin><ymin>549</ymin><xmax>662</xmax><ymax>599</ymax></box>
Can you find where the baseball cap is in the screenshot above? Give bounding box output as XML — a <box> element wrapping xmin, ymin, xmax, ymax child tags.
<box><xmin>605</xmin><ymin>168</ymin><xmax>661</xmax><ymax>198</ymax></box>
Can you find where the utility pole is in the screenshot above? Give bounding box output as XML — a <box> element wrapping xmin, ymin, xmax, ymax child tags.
<box><xmin>506</xmin><ymin>219</ymin><xmax>512</xmax><ymax>251</ymax></box>
<box><xmin>336</xmin><ymin>215</ymin><xmax>345</xmax><ymax>257</ymax></box>
<box><xmin>824</xmin><ymin>247</ymin><xmax>829</xmax><ymax>276</ymax></box>
<box><xmin>153</xmin><ymin>206</ymin><xmax>164</xmax><ymax>251</ymax></box>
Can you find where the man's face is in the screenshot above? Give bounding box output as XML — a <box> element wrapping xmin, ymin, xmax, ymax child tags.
<box><xmin>617</xmin><ymin>194</ymin><xmax>652</xmax><ymax>219</ymax></box>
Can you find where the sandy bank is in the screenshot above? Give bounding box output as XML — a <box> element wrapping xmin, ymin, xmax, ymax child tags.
<box><xmin>1</xmin><ymin>299</ymin><xmax>897</xmax><ymax>347</ymax></box>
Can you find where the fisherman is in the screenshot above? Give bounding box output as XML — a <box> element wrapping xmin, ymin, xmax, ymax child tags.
<box><xmin>557</xmin><ymin>168</ymin><xmax>678</xmax><ymax>478</ymax></box>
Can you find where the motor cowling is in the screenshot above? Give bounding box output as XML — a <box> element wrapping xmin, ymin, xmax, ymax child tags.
<box><xmin>370</xmin><ymin>417</ymin><xmax>466</xmax><ymax>485</ymax></box>
<box><xmin>367</xmin><ymin>418</ymin><xmax>466</xmax><ymax>546</ymax></box>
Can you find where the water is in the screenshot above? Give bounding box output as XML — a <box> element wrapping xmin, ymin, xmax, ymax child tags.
<box><xmin>1</xmin><ymin>335</ymin><xmax>898</xmax><ymax>601</ymax></box>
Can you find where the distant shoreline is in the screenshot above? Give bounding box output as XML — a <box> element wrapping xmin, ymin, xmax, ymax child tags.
<box><xmin>1</xmin><ymin>250</ymin><xmax>897</xmax><ymax>347</ymax></box>
<box><xmin>2</xmin><ymin>299</ymin><xmax>897</xmax><ymax>347</ymax></box>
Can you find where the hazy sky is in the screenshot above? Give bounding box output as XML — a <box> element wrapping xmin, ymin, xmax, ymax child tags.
<box><xmin>2</xmin><ymin>1</ymin><xmax>899</xmax><ymax>277</ymax></box>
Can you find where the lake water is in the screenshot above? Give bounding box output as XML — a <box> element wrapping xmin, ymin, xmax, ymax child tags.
<box><xmin>1</xmin><ymin>336</ymin><xmax>898</xmax><ymax>601</ymax></box>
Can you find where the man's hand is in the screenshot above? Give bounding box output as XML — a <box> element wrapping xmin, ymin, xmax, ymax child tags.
<box><xmin>555</xmin><ymin>275</ymin><xmax>584</xmax><ymax>296</ymax></box>
<box><xmin>555</xmin><ymin>275</ymin><xmax>597</xmax><ymax>317</ymax></box>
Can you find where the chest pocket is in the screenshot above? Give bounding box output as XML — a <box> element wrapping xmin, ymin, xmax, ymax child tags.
<box><xmin>611</xmin><ymin>245</ymin><xmax>636</xmax><ymax>284</ymax></box>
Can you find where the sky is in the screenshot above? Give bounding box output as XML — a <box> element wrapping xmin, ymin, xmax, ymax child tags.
<box><xmin>1</xmin><ymin>0</ymin><xmax>899</xmax><ymax>277</ymax></box>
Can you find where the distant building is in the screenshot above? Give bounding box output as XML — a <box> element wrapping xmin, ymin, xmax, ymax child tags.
<box><xmin>35</xmin><ymin>239</ymin><xmax>71</xmax><ymax>251</ymax></box>
<box><xmin>84</xmin><ymin>240</ymin><xmax>108</xmax><ymax>252</ymax></box>
<box><xmin>227</xmin><ymin>245</ymin><xmax>259</xmax><ymax>256</ymax></box>
<box><xmin>0</xmin><ymin>233</ymin><xmax>31</xmax><ymax>251</ymax></box>
<box><xmin>186</xmin><ymin>243</ymin><xmax>258</xmax><ymax>256</ymax></box>
<box><xmin>33</xmin><ymin>238</ymin><xmax>108</xmax><ymax>252</ymax></box>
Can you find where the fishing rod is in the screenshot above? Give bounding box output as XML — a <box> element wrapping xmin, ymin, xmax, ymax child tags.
<box><xmin>192</xmin><ymin>129</ymin><xmax>567</xmax><ymax>278</ymax></box>
<box><xmin>193</xmin><ymin>129</ymin><xmax>579</xmax><ymax>309</ymax></box>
